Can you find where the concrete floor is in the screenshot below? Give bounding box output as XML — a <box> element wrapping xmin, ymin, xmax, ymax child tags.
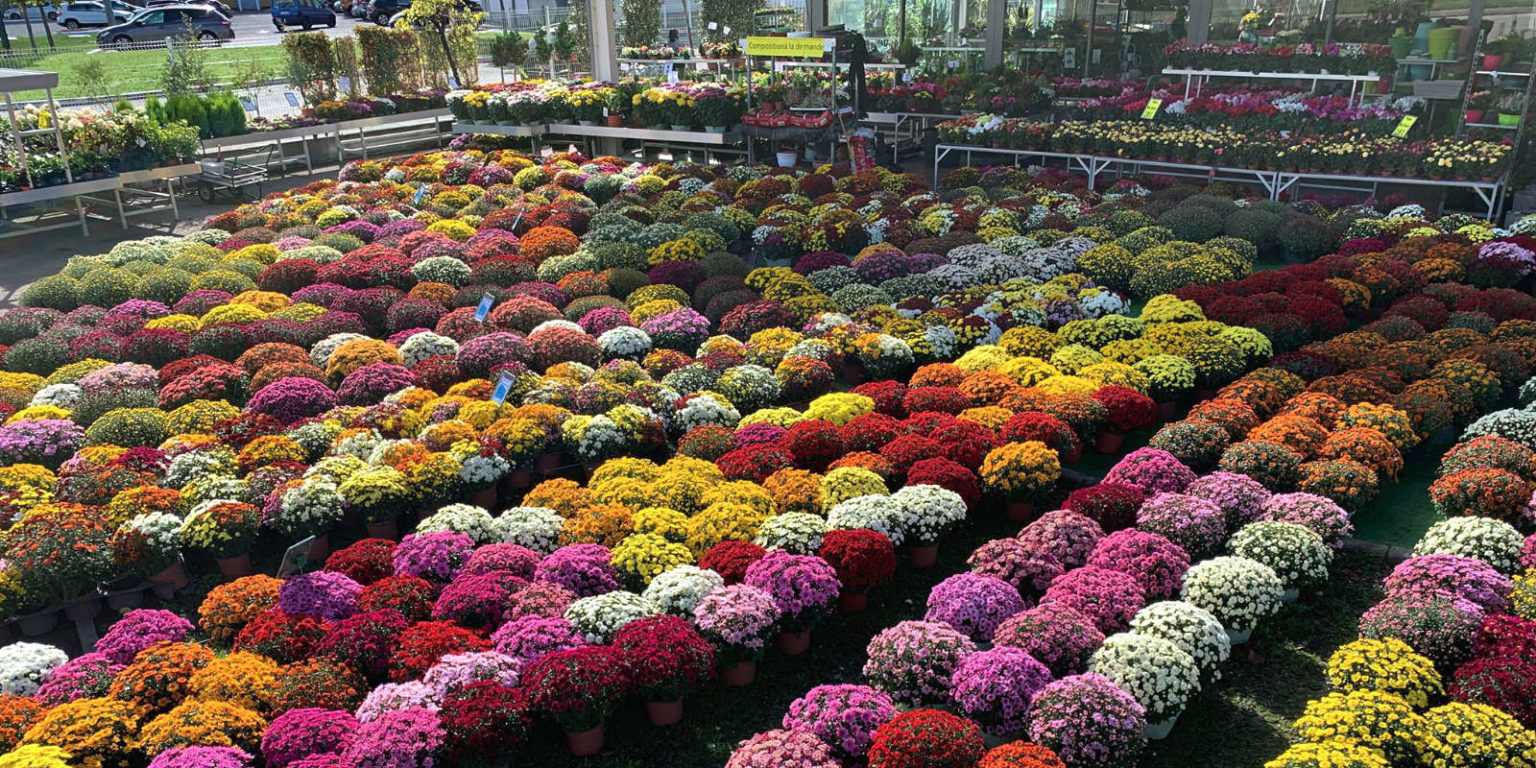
<box><xmin>0</xmin><ymin>168</ymin><xmax>338</xmax><ymax>307</ymax></box>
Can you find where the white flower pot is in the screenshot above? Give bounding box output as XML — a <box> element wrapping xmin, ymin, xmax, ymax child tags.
<box><xmin>1280</xmin><ymin>587</ymin><xmax>1300</xmax><ymax>603</ymax></box>
<box><xmin>1226</xmin><ymin>626</ymin><xmax>1254</xmax><ymax>645</ymax></box>
<box><xmin>776</xmin><ymin>150</ymin><xmax>798</xmax><ymax>167</ymax></box>
<box><xmin>1145</xmin><ymin>712</ymin><xmax>1180</xmax><ymax>740</ymax></box>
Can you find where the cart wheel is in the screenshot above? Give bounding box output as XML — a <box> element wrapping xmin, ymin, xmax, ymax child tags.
<box><xmin>197</xmin><ymin>182</ymin><xmax>214</xmax><ymax>204</ymax></box>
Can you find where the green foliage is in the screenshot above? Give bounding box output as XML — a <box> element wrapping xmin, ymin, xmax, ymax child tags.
<box><xmin>488</xmin><ymin>29</ymin><xmax>525</xmax><ymax>70</ymax></box>
<box><xmin>72</xmin><ymin>58</ymin><xmax>113</xmax><ymax>103</ymax></box>
<box><xmin>620</xmin><ymin>0</ymin><xmax>662</xmax><ymax>46</ymax></box>
<box><xmin>283</xmin><ymin>31</ymin><xmax>339</xmax><ymax>105</ymax></box>
<box><xmin>1223</xmin><ymin>209</ymin><xmax>1283</xmax><ymax>258</ymax></box>
<box><xmin>160</xmin><ymin>32</ymin><xmax>216</xmax><ymax>95</ymax></box>
<box><xmin>1156</xmin><ymin>205</ymin><xmax>1225</xmax><ymax>243</ymax></box>
<box><xmin>565</xmin><ymin>0</ymin><xmax>590</xmax><ymax>64</ymax></box>
<box><xmin>357</xmin><ymin>26</ymin><xmax>424</xmax><ymax>94</ymax></box>
<box><xmin>698</xmin><ymin>0</ymin><xmax>762</xmax><ymax>41</ymax></box>
<box><xmin>554</xmin><ymin>19</ymin><xmax>575</xmax><ymax>63</ymax></box>
<box><xmin>397</xmin><ymin>0</ymin><xmax>482</xmax><ymax>88</ymax></box>
<box><xmin>334</xmin><ymin>36</ymin><xmax>361</xmax><ymax>98</ymax></box>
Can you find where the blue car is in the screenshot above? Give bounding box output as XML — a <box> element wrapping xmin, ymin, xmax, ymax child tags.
<box><xmin>272</xmin><ymin>0</ymin><xmax>335</xmax><ymax>30</ymax></box>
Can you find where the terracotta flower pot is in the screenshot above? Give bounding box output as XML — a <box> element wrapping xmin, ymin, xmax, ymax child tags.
<box><xmin>1005</xmin><ymin>500</ymin><xmax>1034</xmax><ymax>523</ymax></box>
<box><xmin>1156</xmin><ymin>401</ymin><xmax>1177</xmax><ymax>422</ymax></box>
<box><xmin>838</xmin><ymin>590</ymin><xmax>868</xmax><ymax>613</ymax></box>
<box><xmin>306</xmin><ymin>533</ymin><xmax>330</xmax><ymax>564</ymax></box>
<box><xmin>647</xmin><ymin>699</ymin><xmax>684</xmax><ymax>726</ymax></box>
<box><xmin>472</xmin><ymin>486</ymin><xmax>498</xmax><ymax>510</ymax></box>
<box><xmin>606</xmin><ymin>115</ymin><xmax>625</xmax><ymax>127</ymax></box>
<box><xmin>1060</xmin><ymin>444</ymin><xmax>1083</xmax><ymax>465</ymax></box>
<box><xmin>1096</xmin><ymin>431</ymin><xmax>1126</xmax><ymax>455</ymax></box>
<box><xmin>777</xmin><ymin>630</ymin><xmax>811</xmax><ymax>656</ymax></box>
<box><xmin>565</xmin><ymin>724</ymin><xmax>605</xmax><ymax>756</ymax></box>
<box><xmin>217</xmin><ymin>552</ymin><xmax>252</xmax><ymax>578</ymax></box>
<box><xmin>908</xmin><ymin>544</ymin><xmax>939</xmax><ymax>568</ymax></box>
<box><xmin>149</xmin><ymin>561</ymin><xmax>190</xmax><ymax>590</ymax></box>
<box><xmin>720</xmin><ymin>660</ymin><xmax>757</xmax><ymax>686</ymax></box>
<box><xmin>365</xmin><ymin>518</ymin><xmax>399</xmax><ymax>541</ymax></box>
<box><xmin>535</xmin><ymin>453</ymin><xmax>561</xmax><ymax>476</ymax></box>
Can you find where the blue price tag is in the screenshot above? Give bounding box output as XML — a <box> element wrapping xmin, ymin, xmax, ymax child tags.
<box><xmin>474</xmin><ymin>292</ymin><xmax>495</xmax><ymax>322</ymax></box>
<box><xmin>413</xmin><ymin>186</ymin><xmax>428</xmax><ymax>205</ymax></box>
<box><xmin>284</xmin><ymin>92</ymin><xmax>300</xmax><ymax>108</ymax></box>
<box><xmin>491</xmin><ymin>372</ymin><xmax>514</xmax><ymax>405</ymax></box>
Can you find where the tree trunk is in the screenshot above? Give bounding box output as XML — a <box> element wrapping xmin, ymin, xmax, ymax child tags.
<box><xmin>20</xmin><ymin>6</ymin><xmax>38</xmax><ymax>52</ymax></box>
<box><xmin>436</xmin><ymin>23</ymin><xmax>461</xmax><ymax>87</ymax></box>
<box><xmin>41</xmin><ymin>11</ymin><xmax>55</xmax><ymax>49</ymax></box>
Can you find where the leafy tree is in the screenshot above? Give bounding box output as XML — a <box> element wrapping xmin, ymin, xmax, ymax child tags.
<box><xmin>396</xmin><ymin>0</ymin><xmax>483</xmax><ymax>89</ymax></box>
<box><xmin>620</xmin><ymin>0</ymin><xmax>661</xmax><ymax>47</ymax></box>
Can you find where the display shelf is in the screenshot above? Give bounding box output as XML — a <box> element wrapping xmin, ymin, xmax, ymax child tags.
<box><xmin>933</xmin><ymin>142</ymin><xmax>1507</xmax><ymax>219</ymax></box>
<box><xmin>116</xmin><ymin>163</ymin><xmax>202</xmax><ymax>184</ymax></box>
<box><xmin>1164</xmin><ymin>66</ymin><xmax>1382</xmax><ymax>106</ymax></box>
<box><xmin>1466</xmin><ymin>122</ymin><xmax>1519</xmax><ymax>130</ymax></box>
<box><xmin>0</xmin><ymin>176</ymin><xmax>120</xmax><ymax>208</ymax></box>
<box><xmin>449</xmin><ymin>122</ymin><xmax>548</xmax><ymax>137</ymax></box>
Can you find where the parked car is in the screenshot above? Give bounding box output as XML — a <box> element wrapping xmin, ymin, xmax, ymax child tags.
<box><xmin>328</xmin><ymin>0</ymin><xmax>356</xmax><ymax>15</ymax></box>
<box><xmin>144</xmin><ymin>0</ymin><xmax>229</xmax><ymax>16</ymax></box>
<box><xmin>365</xmin><ymin>0</ymin><xmax>405</xmax><ymax>24</ymax></box>
<box><xmin>57</xmin><ymin>0</ymin><xmax>133</xmax><ymax>28</ymax></box>
<box><xmin>272</xmin><ymin>0</ymin><xmax>333</xmax><ymax>29</ymax></box>
<box><xmin>375</xmin><ymin>0</ymin><xmax>476</xmax><ymax>23</ymax></box>
<box><xmin>96</xmin><ymin>4</ymin><xmax>232</xmax><ymax>47</ymax></box>
<box><xmin>3</xmin><ymin>4</ymin><xmax>59</xmax><ymax>21</ymax></box>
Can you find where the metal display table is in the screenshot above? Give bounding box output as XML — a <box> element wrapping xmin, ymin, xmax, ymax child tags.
<box><xmin>0</xmin><ymin>176</ymin><xmax>120</xmax><ymax>239</ymax></box>
<box><xmin>862</xmin><ymin>111</ymin><xmax>962</xmax><ymax>162</ymax></box>
<box><xmin>1162</xmin><ymin>67</ymin><xmax>1384</xmax><ymax>105</ymax></box>
<box><xmin>934</xmin><ymin>143</ymin><xmax>1506</xmax><ymax>218</ymax></box>
<box><xmin>78</xmin><ymin>163</ymin><xmax>201</xmax><ymax>229</ymax></box>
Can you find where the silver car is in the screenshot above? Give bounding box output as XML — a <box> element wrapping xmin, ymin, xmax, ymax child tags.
<box><xmin>95</xmin><ymin>4</ymin><xmax>234</xmax><ymax>47</ymax></box>
<box><xmin>58</xmin><ymin>1</ymin><xmax>135</xmax><ymax>28</ymax></box>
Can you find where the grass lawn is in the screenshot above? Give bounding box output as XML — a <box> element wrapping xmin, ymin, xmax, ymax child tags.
<box><xmin>6</xmin><ymin>44</ymin><xmax>288</xmax><ymax>101</ymax></box>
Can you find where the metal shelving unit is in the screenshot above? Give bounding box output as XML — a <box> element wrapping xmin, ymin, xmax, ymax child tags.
<box><xmin>1456</xmin><ymin>30</ymin><xmax>1535</xmax><ymax>221</ymax></box>
<box><xmin>0</xmin><ymin>68</ymin><xmax>97</xmax><ymax>239</ymax></box>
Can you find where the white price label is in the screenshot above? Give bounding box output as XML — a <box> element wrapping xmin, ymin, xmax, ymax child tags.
<box><xmin>707</xmin><ymin>21</ymin><xmax>717</xmax><ymax>29</ymax></box>
<box><xmin>947</xmin><ymin>59</ymin><xmax>959</xmax><ymax>69</ymax></box>
<box><xmin>723</xmin><ymin>26</ymin><xmax>731</xmax><ymax>34</ymax></box>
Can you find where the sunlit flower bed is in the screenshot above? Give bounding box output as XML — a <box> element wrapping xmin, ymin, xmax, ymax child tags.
<box><xmin>1</xmin><ymin>144</ymin><xmax>1533</xmax><ymax>767</ymax></box>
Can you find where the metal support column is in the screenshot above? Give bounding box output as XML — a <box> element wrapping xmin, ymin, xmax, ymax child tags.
<box><xmin>984</xmin><ymin>0</ymin><xmax>1006</xmax><ymax>69</ymax></box>
<box><xmin>1186</xmin><ymin>0</ymin><xmax>1211</xmax><ymax>46</ymax></box>
<box><xmin>588</xmin><ymin>0</ymin><xmax>622</xmax><ymax>156</ymax></box>
<box><xmin>807</xmin><ymin>0</ymin><xmax>825</xmax><ymax>32</ymax></box>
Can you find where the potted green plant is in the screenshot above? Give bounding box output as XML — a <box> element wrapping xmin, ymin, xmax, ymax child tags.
<box><xmin>694</xmin><ymin>90</ymin><xmax>738</xmax><ymax>132</ymax></box>
<box><xmin>1499</xmin><ymin>92</ymin><xmax>1527</xmax><ymax>126</ymax></box>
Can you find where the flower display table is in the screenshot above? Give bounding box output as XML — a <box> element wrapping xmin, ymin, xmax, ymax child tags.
<box><xmin>1162</xmin><ymin>67</ymin><xmax>1384</xmax><ymax>106</ymax></box>
<box><xmin>933</xmin><ymin>142</ymin><xmax>1509</xmax><ymax>218</ymax></box>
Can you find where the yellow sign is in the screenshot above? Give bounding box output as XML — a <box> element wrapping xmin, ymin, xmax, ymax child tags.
<box><xmin>1392</xmin><ymin>115</ymin><xmax>1418</xmax><ymax>138</ymax></box>
<box><xmin>1140</xmin><ymin>98</ymin><xmax>1162</xmax><ymax>119</ymax></box>
<box><xmin>745</xmin><ymin>36</ymin><xmax>828</xmax><ymax>58</ymax></box>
